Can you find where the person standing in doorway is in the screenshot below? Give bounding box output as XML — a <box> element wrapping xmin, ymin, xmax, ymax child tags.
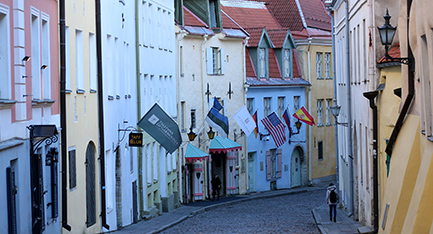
<box><xmin>211</xmin><ymin>174</ymin><xmax>221</xmax><ymax>201</ymax></box>
<box><xmin>326</xmin><ymin>183</ymin><xmax>339</xmax><ymax>222</ymax></box>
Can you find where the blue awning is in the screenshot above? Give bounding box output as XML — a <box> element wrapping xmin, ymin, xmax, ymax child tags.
<box><xmin>185</xmin><ymin>144</ymin><xmax>209</xmax><ymax>163</ymax></box>
<box><xmin>209</xmin><ymin>136</ymin><xmax>242</xmax><ymax>153</ymax></box>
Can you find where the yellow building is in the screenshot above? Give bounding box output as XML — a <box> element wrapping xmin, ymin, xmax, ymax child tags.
<box><xmin>379</xmin><ymin>0</ymin><xmax>433</xmax><ymax>233</ymax></box>
<box><xmin>64</xmin><ymin>0</ymin><xmax>101</xmax><ymax>232</ymax></box>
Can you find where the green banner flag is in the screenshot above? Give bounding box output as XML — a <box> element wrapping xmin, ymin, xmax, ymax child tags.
<box><xmin>137</xmin><ymin>103</ymin><xmax>182</xmax><ymax>154</ymax></box>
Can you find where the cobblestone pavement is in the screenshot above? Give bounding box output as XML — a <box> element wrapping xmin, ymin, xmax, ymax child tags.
<box><xmin>161</xmin><ymin>189</ymin><xmax>324</xmax><ymax>234</ymax></box>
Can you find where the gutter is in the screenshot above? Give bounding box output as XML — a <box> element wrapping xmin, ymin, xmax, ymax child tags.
<box><xmin>363</xmin><ymin>90</ymin><xmax>379</xmax><ymax>233</ymax></box>
<box><xmin>135</xmin><ymin>0</ymin><xmax>144</xmax><ymax>219</ymax></box>
<box><xmin>384</xmin><ymin>0</ymin><xmax>414</xmax><ymax>157</ymax></box>
<box><xmin>95</xmin><ymin>0</ymin><xmax>110</xmax><ymax>230</ymax></box>
<box><xmin>326</xmin><ymin>5</ymin><xmax>340</xmax><ymax>193</ymax></box>
<box><xmin>59</xmin><ymin>0</ymin><xmax>71</xmax><ymax>231</ymax></box>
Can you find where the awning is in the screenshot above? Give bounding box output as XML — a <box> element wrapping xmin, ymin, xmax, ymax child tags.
<box><xmin>185</xmin><ymin>144</ymin><xmax>209</xmax><ymax>163</ymax></box>
<box><xmin>209</xmin><ymin>136</ymin><xmax>242</xmax><ymax>153</ymax></box>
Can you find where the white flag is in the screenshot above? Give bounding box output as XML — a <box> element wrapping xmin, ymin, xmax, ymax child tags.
<box><xmin>233</xmin><ymin>106</ymin><xmax>256</xmax><ymax>137</ymax></box>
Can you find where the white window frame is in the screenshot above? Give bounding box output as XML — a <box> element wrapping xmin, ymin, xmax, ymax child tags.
<box><xmin>89</xmin><ymin>33</ymin><xmax>97</xmax><ymax>92</ymax></box>
<box><xmin>317</xmin><ymin>99</ymin><xmax>323</xmax><ymax>126</ymax></box>
<box><xmin>41</xmin><ymin>13</ymin><xmax>50</xmax><ymax>99</ymax></box>
<box><xmin>247</xmin><ymin>98</ymin><xmax>254</xmax><ymax>115</ymax></box>
<box><xmin>316</xmin><ymin>52</ymin><xmax>323</xmax><ymax>79</ymax></box>
<box><xmin>325</xmin><ymin>52</ymin><xmax>331</xmax><ymax>79</ymax></box>
<box><xmin>283</xmin><ymin>49</ymin><xmax>291</xmax><ymax>78</ymax></box>
<box><xmin>75</xmin><ymin>29</ymin><xmax>84</xmax><ymax>92</ymax></box>
<box><xmin>0</xmin><ymin>5</ymin><xmax>11</xmax><ymax>99</ymax></box>
<box><xmin>259</xmin><ymin>48</ymin><xmax>266</xmax><ymax>78</ymax></box>
<box><xmin>278</xmin><ymin>97</ymin><xmax>285</xmax><ymax>120</ymax></box>
<box><xmin>264</xmin><ymin>97</ymin><xmax>271</xmax><ymax>117</ymax></box>
<box><xmin>293</xmin><ymin>96</ymin><xmax>300</xmax><ymax>111</ymax></box>
<box><xmin>31</xmin><ymin>8</ymin><xmax>41</xmax><ymax>100</ymax></box>
<box><xmin>207</xmin><ymin>47</ymin><xmax>224</xmax><ymax>75</ymax></box>
<box><xmin>326</xmin><ymin>99</ymin><xmax>332</xmax><ymax>126</ymax></box>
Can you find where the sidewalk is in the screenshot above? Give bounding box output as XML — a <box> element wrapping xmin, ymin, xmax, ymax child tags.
<box><xmin>114</xmin><ymin>181</ymin><xmax>371</xmax><ymax>234</ymax></box>
<box><xmin>312</xmin><ymin>205</ymin><xmax>374</xmax><ymax>234</ymax></box>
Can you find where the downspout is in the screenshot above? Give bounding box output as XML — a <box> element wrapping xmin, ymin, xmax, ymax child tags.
<box><xmin>135</xmin><ymin>0</ymin><xmax>144</xmax><ymax>219</ymax></box>
<box><xmin>243</xmin><ymin>37</ymin><xmax>249</xmax><ymax>192</ymax></box>
<box><xmin>307</xmin><ymin>38</ymin><xmax>312</xmax><ymax>184</ymax></box>
<box><xmin>200</xmin><ymin>34</ymin><xmax>209</xmax><ymax>199</ymax></box>
<box><xmin>384</xmin><ymin>0</ymin><xmax>414</xmax><ymax>157</ymax></box>
<box><xmin>59</xmin><ymin>0</ymin><xmax>71</xmax><ymax>231</ymax></box>
<box><xmin>95</xmin><ymin>0</ymin><xmax>110</xmax><ymax>230</ymax></box>
<box><xmin>176</xmin><ymin>29</ymin><xmax>186</xmax><ymax>202</ymax></box>
<box><xmin>326</xmin><ymin>6</ymin><xmax>339</xmax><ymax>193</ymax></box>
<box><xmin>363</xmin><ymin>90</ymin><xmax>379</xmax><ymax>233</ymax></box>
<box><xmin>344</xmin><ymin>0</ymin><xmax>354</xmax><ymax>216</ymax></box>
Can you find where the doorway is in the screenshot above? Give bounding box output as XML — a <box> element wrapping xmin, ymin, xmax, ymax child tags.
<box><xmin>291</xmin><ymin>148</ymin><xmax>301</xmax><ymax>187</ymax></box>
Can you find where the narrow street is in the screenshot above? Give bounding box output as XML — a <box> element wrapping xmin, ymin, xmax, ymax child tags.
<box><xmin>161</xmin><ymin>189</ymin><xmax>324</xmax><ymax>233</ymax></box>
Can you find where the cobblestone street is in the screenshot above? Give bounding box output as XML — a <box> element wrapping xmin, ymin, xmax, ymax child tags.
<box><xmin>161</xmin><ymin>189</ymin><xmax>324</xmax><ymax>233</ymax></box>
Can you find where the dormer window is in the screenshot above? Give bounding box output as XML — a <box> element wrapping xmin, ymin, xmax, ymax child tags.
<box><xmin>283</xmin><ymin>49</ymin><xmax>291</xmax><ymax>78</ymax></box>
<box><xmin>209</xmin><ymin>0</ymin><xmax>217</xmax><ymax>28</ymax></box>
<box><xmin>259</xmin><ymin>48</ymin><xmax>266</xmax><ymax>78</ymax></box>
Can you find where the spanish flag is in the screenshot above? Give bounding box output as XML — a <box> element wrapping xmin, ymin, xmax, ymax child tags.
<box><xmin>252</xmin><ymin>110</ymin><xmax>258</xmax><ymax>138</ymax></box>
<box><xmin>293</xmin><ymin>106</ymin><xmax>315</xmax><ymax>126</ymax></box>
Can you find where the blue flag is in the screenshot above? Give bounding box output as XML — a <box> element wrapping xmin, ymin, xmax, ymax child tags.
<box><xmin>212</xmin><ymin>97</ymin><xmax>223</xmax><ymax>111</ymax></box>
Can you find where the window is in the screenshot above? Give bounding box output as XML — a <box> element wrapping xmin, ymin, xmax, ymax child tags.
<box><xmin>259</xmin><ymin>48</ymin><xmax>266</xmax><ymax>78</ymax></box>
<box><xmin>247</xmin><ymin>98</ymin><xmax>254</xmax><ymax>115</ymax></box>
<box><xmin>209</xmin><ymin>0</ymin><xmax>217</xmax><ymax>28</ymax></box>
<box><xmin>75</xmin><ymin>30</ymin><xmax>84</xmax><ymax>92</ymax></box>
<box><xmin>326</xmin><ymin>99</ymin><xmax>332</xmax><ymax>125</ymax></box>
<box><xmin>318</xmin><ymin>141</ymin><xmax>323</xmax><ymax>161</ymax></box>
<box><xmin>89</xmin><ymin>33</ymin><xmax>97</xmax><ymax>92</ymax></box>
<box><xmin>0</xmin><ymin>7</ymin><xmax>11</xmax><ymax>99</ymax></box>
<box><xmin>283</xmin><ymin>49</ymin><xmax>291</xmax><ymax>78</ymax></box>
<box><xmin>316</xmin><ymin>52</ymin><xmax>323</xmax><ymax>79</ymax></box>
<box><xmin>293</xmin><ymin>96</ymin><xmax>300</xmax><ymax>111</ymax></box>
<box><xmin>65</xmin><ymin>26</ymin><xmax>71</xmax><ymax>92</ymax></box>
<box><xmin>207</xmin><ymin>47</ymin><xmax>224</xmax><ymax>75</ymax></box>
<box><xmin>264</xmin><ymin>97</ymin><xmax>271</xmax><ymax>117</ymax></box>
<box><xmin>190</xmin><ymin>109</ymin><xmax>196</xmax><ymax>128</ymax></box>
<box><xmin>180</xmin><ymin>101</ymin><xmax>186</xmax><ymax>131</ymax></box>
<box><xmin>69</xmin><ymin>148</ymin><xmax>76</xmax><ymax>189</ymax></box>
<box><xmin>278</xmin><ymin>97</ymin><xmax>285</xmax><ymax>120</ymax></box>
<box><xmin>325</xmin><ymin>52</ymin><xmax>331</xmax><ymax>79</ymax></box>
<box><xmin>31</xmin><ymin>11</ymin><xmax>41</xmax><ymax>99</ymax></box>
<box><xmin>271</xmin><ymin>149</ymin><xmax>276</xmax><ymax>178</ymax></box>
<box><xmin>41</xmin><ymin>15</ymin><xmax>50</xmax><ymax>99</ymax></box>
<box><xmin>317</xmin><ymin>99</ymin><xmax>323</xmax><ymax>126</ymax></box>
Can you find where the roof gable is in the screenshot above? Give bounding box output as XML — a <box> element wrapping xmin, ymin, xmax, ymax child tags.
<box><xmin>258</xmin><ymin>28</ymin><xmax>274</xmax><ymax>48</ymax></box>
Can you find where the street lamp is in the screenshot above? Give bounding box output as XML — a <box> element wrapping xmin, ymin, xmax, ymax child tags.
<box><xmin>289</xmin><ymin>120</ymin><xmax>302</xmax><ymax>138</ymax></box>
<box><xmin>207</xmin><ymin>127</ymin><xmax>215</xmax><ymax>140</ymax></box>
<box><xmin>330</xmin><ymin>103</ymin><xmax>348</xmax><ymax>126</ymax></box>
<box><xmin>377</xmin><ymin>9</ymin><xmax>411</xmax><ymax>65</ymax></box>
<box><xmin>187</xmin><ymin>127</ymin><xmax>197</xmax><ymax>141</ymax></box>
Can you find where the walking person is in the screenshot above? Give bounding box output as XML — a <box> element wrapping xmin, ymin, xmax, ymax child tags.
<box><xmin>211</xmin><ymin>174</ymin><xmax>221</xmax><ymax>201</ymax></box>
<box><xmin>326</xmin><ymin>183</ymin><xmax>339</xmax><ymax>222</ymax></box>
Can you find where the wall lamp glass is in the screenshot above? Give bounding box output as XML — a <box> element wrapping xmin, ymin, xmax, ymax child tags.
<box><xmin>187</xmin><ymin>127</ymin><xmax>197</xmax><ymax>141</ymax></box>
<box><xmin>330</xmin><ymin>104</ymin><xmax>348</xmax><ymax>126</ymax></box>
<box><xmin>289</xmin><ymin>120</ymin><xmax>302</xmax><ymax>138</ymax></box>
<box><xmin>207</xmin><ymin>127</ymin><xmax>215</xmax><ymax>140</ymax></box>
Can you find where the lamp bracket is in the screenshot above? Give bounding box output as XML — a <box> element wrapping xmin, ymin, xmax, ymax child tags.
<box><xmin>259</xmin><ymin>132</ymin><xmax>270</xmax><ymax>140</ymax></box>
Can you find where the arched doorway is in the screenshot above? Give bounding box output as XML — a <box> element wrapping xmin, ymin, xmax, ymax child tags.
<box><xmin>85</xmin><ymin>142</ymin><xmax>97</xmax><ymax>227</ymax></box>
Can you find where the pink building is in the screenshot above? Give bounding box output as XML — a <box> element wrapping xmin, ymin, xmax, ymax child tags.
<box><xmin>0</xmin><ymin>0</ymin><xmax>60</xmax><ymax>233</ymax></box>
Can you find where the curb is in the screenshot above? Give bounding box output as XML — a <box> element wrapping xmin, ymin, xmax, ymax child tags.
<box><xmin>151</xmin><ymin>189</ymin><xmax>309</xmax><ymax>233</ymax></box>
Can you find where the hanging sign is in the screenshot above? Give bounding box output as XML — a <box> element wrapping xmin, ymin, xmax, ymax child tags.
<box><xmin>129</xmin><ymin>132</ymin><xmax>143</xmax><ymax>147</ymax></box>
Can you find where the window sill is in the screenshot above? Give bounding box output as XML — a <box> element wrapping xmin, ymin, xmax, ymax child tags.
<box><xmin>0</xmin><ymin>99</ymin><xmax>17</xmax><ymax>110</ymax></box>
<box><xmin>325</xmin><ymin>77</ymin><xmax>333</xmax><ymax>80</ymax></box>
<box><xmin>32</xmin><ymin>99</ymin><xmax>55</xmax><ymax>108</ymax></box>
<box><xmin>317</xmin><ymin>124</ymin><xmax>324</xmax><ymax>127</ymax></box>
<box><xmin>65</xmin><ymin>89</ymin><xmax>72</xmax><ymax>94</ymax></box>
<box><xmin>317</xmin><ymin>77</ymin><xmax>324</xmax><ymax>80</ymax></box>
<box><xmin>427</xmin><ymin>136</ymin><xmax>433</xmax><ymax>142</ymax></box>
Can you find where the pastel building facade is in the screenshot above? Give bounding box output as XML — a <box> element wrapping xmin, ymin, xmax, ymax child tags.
<box><xmin>0</xmin><ymin>0</ymin><xmax>61</xmax><ymax>233</ymax></box>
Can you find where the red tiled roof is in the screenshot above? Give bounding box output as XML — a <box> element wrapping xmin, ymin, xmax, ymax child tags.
<box><xmin>298</xmin><ymin>0</ymin><xmax>331</xmax><ymax>31</ymax></box>
<box><xmin>378</xmin><ymin>42</ymin><xmax>401</xmax><ymax>63</ymax></box>
<box><xmin>245</xmin><ymin>28</ymin><xmax>265</xmax><ymax>47</ymax></box>
<box><xmin>220</xmin><ymin>5</ymin><xmax>282</xmax><ymax>30</ymax></box>
<box><xmin>269</xmin><ymin>49</ymin><xmax>282</xmax><ymax>78</ymax></box>
<box><xmin>245</xmin><ymin>49</ymin><xmax>257</xmax><ymax>77</ymax></box>
<box><xmin>221</xmin><ymin>10</ymin><xmax>242</xmax><ymax>29</ymax></box>
<box><xmin>183</xmin><ymin>6</ymin><xmax>208</xmax><ymax>27</ymax></box>
<box><xmin>267</xmin><ymin>29</ymin><xmax>289</xmax><ymax>48</ymax></box>
<box><xmin>250</xmin><ymin>0</ymin><xmax>304</xmax><ymax>31</ymax></box>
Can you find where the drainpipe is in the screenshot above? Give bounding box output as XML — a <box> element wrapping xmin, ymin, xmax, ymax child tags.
<box><xmin>59</xmin><ymin>0</ymin><xmax>71</xmax><ymax>231</ymax></box>
<box><xmin>363</xmin><ymin>90</ymin><xmax>379</xmax><ymax>232</ymax></box>
<box><xmin>384</xmin><ymin>0</ymin><xmax>414</xmax><ymax>157</ymax></box>
<box><xmin>200</xmin><ymin>34</ymin><xmax>209</xmax><ymax>200</ymax></box>
<box><xmin>326</xmin><ymin>6</ymin><xmax>339</xmax><ymax>193</ymax></box>
<box><xmin>176</xmin><ymin>29</ymin><xmax>186</xmax><ymax>202</ymax></box>
<box><xmin>135</xmin><ymin>0</ymin><xmax>144</xmax><ymax>219</ymax></box>
<box><xmin>343</xmin><ymin>0</ymin><xmax>354</xmax><ymax>216</ymax></box>
<box><xmin>307</xmin><ymin>38</ymin><xmax>312</xmax><ymax>184</ymax></box>
<box><xmin>95</xmin><ymin>0</ymin><xmax>110</xmax><ymax>230</ymax></box>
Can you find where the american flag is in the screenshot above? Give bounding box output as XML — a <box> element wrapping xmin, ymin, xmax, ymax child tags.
<box><xmin>261</xmin><ymin>112</ymin><xmax>286</xmax><ymax>147</ymax></box>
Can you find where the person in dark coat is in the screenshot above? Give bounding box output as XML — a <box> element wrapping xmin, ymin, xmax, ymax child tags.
<box><xmin>211</xmin><ymin>174</ymin><xmax>221</xmax><ymax>201</ymax></box>
<box><xmin>326</xmin><ymin>183</ymin><xmax>339</xmax><ymax>222</ymax></box>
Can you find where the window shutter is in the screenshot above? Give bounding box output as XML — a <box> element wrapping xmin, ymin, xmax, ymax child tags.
<box><xmin>266</xmin><ymin>151</ymin><xmax>272</xmax><ymax>180</ymax></box>
<box><xmin>220</xmin><ymin>48</ymin><xmax>225</xmax><ymax>74</ymax></box>
<box><xmin>206</xmin><ymin>48</ymin><xmax>213</xmax><ymax>74</ymax></box>
<box><xmin>6</xmin><ymin>167</ymin><xmax>18</xmax><ymax>234</ymax></box>
<box><xmin>277</xmin><ymin>149</ymin><xmax>282</xmax><ymax>178</ymax></box>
